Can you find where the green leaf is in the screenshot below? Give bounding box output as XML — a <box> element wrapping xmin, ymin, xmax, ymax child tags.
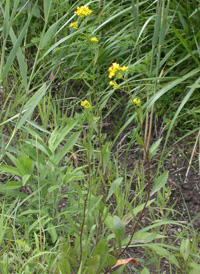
<box><xmin>47</xmin><ymin>222</ymin><xmax>57</xmax><ymax>243</ymax></box>
<box><xmin>189</xmin><ymin>262</ymin><xmax>200</xmax><ymax>271</ymax></box>
<box><xmin>86</xmin><ymin>255</ymin><xmax>100</xmax><ymax>274</ymax></box>
<box><xmin>150</xmin><ymin>172</ymin><xmax>168</xmax><ymax>197</ymax></box>
<box><xmin>136</xmin><ymin>134</ymin><xmax>144</xmax><ymax>147</ymax></box>
<box><xmin>9</xmin><ymin>27</ymin><xmax>27</xmax><ymax>89</ymax></box>
<box><xmin>0</xmin><ymin>181</ymin><xmax>22</xmax><ymax>191</ymax></box>
<box><xmin>180</xmin><ymin>238</ymin><xmax>190</xmax><ymax>262</ymax></box>
<box><xmin>106</xmin><ymin>254</ymin><xmax>116</xmax><ymax>268</ymax></box>
<box><xmin>148</xmin><ymin>137</ymin><xmax>162</xmax><ymax>160</ymax></box>
<box><xmin>16</xmin><ymin>239</ymin><xmax>30</xmax><ymax>252</ymax></box>
<box><xmin>1</xmin><ymin>2</ymin><xmax>37</xmax><ymax>81</ymax></box>
<box><xmin>93</xmin><ymin>239</ymin><xmax>109</xmax><ymax>271</ymax></box>
<box><xmin>146</xmin><ymin>244</ymin><xmax>180</xmax><ymax>268</ymax></box>
<box><xmin>113</xmin><ymin>216</ymin><xmax>125</xmax><ymax>243</ymax></box>
<box><xmin>140</xmin><ymin>267</ymin><xmax>150</xmax><ymax>274</ymax></box>
<box><xmin>22</xmin><ymin>174</ymin><xmax>31</xmax><ymax>186</ymax></box>
<box><xmin>107</xmin><ymin>177</ymin><xmax>123</xmax><ymax>201</ymax></box>
<box><xmin>88</xmin><ymin>195</ymin><xmax>102</xmax><ymax>215</ymax></box>
<box><xmin>53</xmin><ymin>131</ymin><xmax>81</xmax><ymax>165</ymax></box>
<box><xmin>0</xmin><ymin>165</ymin><xmax>22</xmax><ymax>176</ymax></box>
<box><xmin>41</xmin><ymin>18</ymin><xmax>62</xmax><ymax>48</ymax></box>
<box><xmin>48</xmin><ymin>120</ymin><xmax>78</xmax><ymax>153</ymax></box>
<box><xmin>43</xmin><ymin>0</ymin><xmax>52</xmax><ymax>21</ymax></box>
<box><xmin>189</xmin><ymin>270</ymin><xmax>199</xmax><ymax>274</ymax></box>
<box><xmin>18</xmin><ymin>84</ymin><xmax>47</xmax><ymax>128</ymax></box>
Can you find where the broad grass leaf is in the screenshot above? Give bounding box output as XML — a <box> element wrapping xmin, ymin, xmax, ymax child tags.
<box><xmin>9</xmin><ymin>28</ymin><xmax>27</xmax><ymax>89</ymax></box>
<box><xmin>107</xmin><ymin>177</ymin><xmax>123</xmax><ymax>201</ymax></box>
<box><xmin>18</xmin><ymin>84</ymin><xmax>47</xmax><ymax>129</ymax></box>
<box><xmin>43</xmin><ymin>0</ymin><xmax>52</xmax><ymax>21</ymax></box>
<box><xmin>0</xmin><ymin>181</ymin><xmax>22</xmax><ymax>191</ymax></box>
<box><xmin>48</xmin><ymin>120</ymin><xmax>78</xmax><ymax>153</ymax></box>
<box><xmin>2</xmin><ymin>2</ymin><xmax>38</xmax><ymax>81</ymax></box>
<box><xmin>41</xmin><ymin>18</ymin><xmax>62</xmax><ymax>48</ymax></box>
<box><xmin>0</xmin><ymin>165</ymin><xmax>22</xmax><ymax>177</ymax></box>
<box><xmin>189</xmin><ymin>262</ymin><xmax>200</xmax><ymax>271</ymax></box>
<box><xmin>53</xmin><ymin>131</ymin><xmax>81</xmax><ymax>165</ymax></box>
<box><xmin>146</xmin><ymin>244</ymin><xmax>180</xmax><ymax>268</ymax></box>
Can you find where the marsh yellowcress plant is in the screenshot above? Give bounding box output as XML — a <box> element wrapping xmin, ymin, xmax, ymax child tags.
<box><xmin>109</xmin><ymin>81</ymin><xmax>119</xmax><ymax>89</ymax></box>
<box><xmin>69</xmin><ymin>21</ymin><xmax>78</xmax><ymax>29</ymax></box>
<box><xmin>75</xmin><ymin>5</ymin><xmax>92</xmax><ymax>18</ymax></box>
<box><xmin>81</xmin><ymin>100</ymin><xmax>91</xmax><ymax>109</ymax></box>
<box><xmin>131</xmin><ymin>98</ymin><xmax>141</xmax><ymax>107</ymax></box>
<box><xmin>108</xmin><ymin>62</ymin><xmax>128</xmax><ymax>78</ymax></box>
<box><xmin>91</xmin><ymin>37</ymin><xmax>98</xmax><ymax>42</ymax></box>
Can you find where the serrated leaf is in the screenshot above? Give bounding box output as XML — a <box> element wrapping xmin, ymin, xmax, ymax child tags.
<box><xmin>136</xmin><ymin>134</ymin><xmax>144</xmax><ymax>146</ymax></box>
<box><xmin>150</xmin><ymin>172</ymin><xmax>168</xmax><ymax>197</ymax></box>
<box><xmin>148</xmin><ymin>138</ymin><xmax>162</xmax><ymax>160</ymax></box>
<box><xmin>107</xmin><ymin>177</ymin><xmax>123</xmax><ymax>201</ymax></box>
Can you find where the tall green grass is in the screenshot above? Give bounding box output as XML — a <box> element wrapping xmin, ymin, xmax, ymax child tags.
<box><xmin>0</xmin><ymin>0</ymin><xmax>199</xmax><ymax>273</ymax></box>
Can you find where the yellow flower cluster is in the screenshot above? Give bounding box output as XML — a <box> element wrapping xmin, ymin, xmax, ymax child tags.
<box><xmin>81</xmin><ymin>100</ymin><xmax>91</xmax><ymax>109</ymax></box>
<box><xmin>75</xmin><ymin>5</ymin><xmax>92</xmax><ymax>18</ymax></box>
<box><xmin>108</xmin><ymin>62</ymin><xmax>128</xmax><ymax>78</ymax></box>
<box><xmin>109</xmin><ymin>81</ymin><xmax>119</xmax><ymax>89</ymax></box>
<box><xmin>131</xmin><ymin>98</ymin><xmax>141</xmax><ymax>106</ymax></box>
<box><xmin>91</xmin><ymin>37</ymin><xmax>98</xmax><ymax>42</ymax></box>
<box><xmin>69</xmin><ymin>21</ymin><xmax>78</xmax><ymax>29</ymax></box>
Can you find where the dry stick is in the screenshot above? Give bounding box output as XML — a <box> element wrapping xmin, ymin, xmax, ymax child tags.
<box><xmin>144</xmin><ymin>91</ymin><xmax>149</xmax><ymax>160</ymax></box>
<box><xmin>79</xmin><ymin>129</ymin><xmax>92</xmax><ymax>262</ymax></box>
<box><xmin>184</xmin><ymin>130</ymin><xmax>200</xmax><ymax>184</ymax></box>
<box><xmin>145</xmin><ymin>66</ymin><xmax>165</xmax><ymax>159</ymax></box>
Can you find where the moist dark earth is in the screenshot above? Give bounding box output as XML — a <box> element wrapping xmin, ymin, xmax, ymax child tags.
<box><xmin>115</xmin><ymin>134</ymin><xmax>200</xmax><ymax>274</ymax></box>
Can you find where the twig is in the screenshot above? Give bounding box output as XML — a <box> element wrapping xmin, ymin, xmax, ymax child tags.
<box><xmin>184</xmin><ymin>130</ymin><xmax>200</xmax><ymax>185</ymax></box>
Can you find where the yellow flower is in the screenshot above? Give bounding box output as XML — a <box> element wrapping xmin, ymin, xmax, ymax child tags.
<box><xmin>69</xmin><ymin>21</ymin><xmax>78</xmax><ymax>29</ymax></box>
<box><xmin>108</xmin><ymin>62</ymin><xmax>120</xmax><ymax>78</ymax></box>
<box><xmin>131</xmin><ymin>98</ymin><xmax>141</xmax><ymax>107</ymax></box>
<box><xmin>120</xmin><ymin>65</ymin><xmax>128</xmax><ymax>72</ymax></box>
<box><xmin>109</xmin><ymin>81</ymin><xmax>119</xmax><ymax>89</ymax></box>
<box><xmin>91</xmin><ymin>37</ymin><xmax>98</xmax><ymax>42</ymax></box>
<box><xmin>75</xmin><ymin>5</ymin><xmax>92</xmax><ymax>18</ymax></box>
<box><xmin>108</xmin><ymin>62</ymin><xmax>128</xmax><ymax>78</ymax></box>
<box><xmin>93</xmin><ymin>117</ymin><xmax>98</xmax><ymax>121</ymax></box>
<box><xmin>81</xmin><ymin>100</ymin><xmax>91</xmax><ymax>109</ymax></box>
